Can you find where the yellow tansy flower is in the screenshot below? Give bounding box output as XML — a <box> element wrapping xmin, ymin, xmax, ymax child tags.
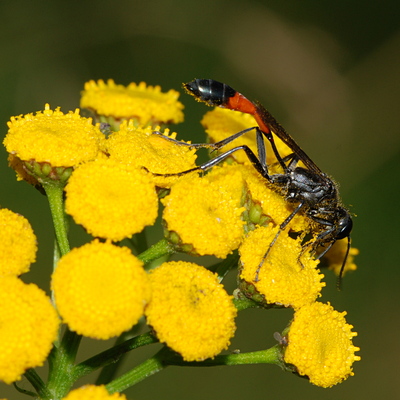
<box><xmin>62</xmin><ymin>385</ymin><xmax>126</xmax><ymax>400</ymax></box>
<box><xmin>145</xmin><ymin>261</ymin><xmax>237</xmax><ymax>361</ymax></box>
<box><xmin>4</xmin><ymin>104</ymin><xmax>105</xmax><ymax>168</ymax></box>
<box><xmin>284</xmin><ymin>302</ymin><xmax>361</xmax><ymax>388</ymax></box>
<box><xmin>52</xmin><ymin>240</ymin><xmax>151</xmax><ymax>340</ymax></box>
<box><xmin>0</xmin><ymin>209</ymin><xmax>37</xmax><ymax>276</ymax></box>
<box><xmin>201</xmin><ymin>107</ymin><xmax>292</xmax><ymax>168</ymax></box>
<box><xmin>162</xmin><ymin>164</ymin><xmax>246</xmax><ymax>258</ymax></box>
<box><xmin>65</xmin><ymin>158</ymin><xmax>158</xmax><ymax>241</ymax></box>
<box><xmin>80</xmin><ymin>79</ymin><xmax>184</xmax><ymax>126</ymax></box>
<box><xmin>320</xmin><ymin>240</ymin><xmax>359</xmax><ymax>276</ymax></box>
<box><xmin>0</xmin><ymin>276</ymin><xmax>59</xmax><ymax>384</ymax></box>
<box><xmin>107</xmin><ymin>121</ymin><xmax>198</xmax><ymax>188</ymax></box>
<box><xmin>239</xmin><ymin>225</ymin><xmax>325</xmax><ymax>309</ymax></box>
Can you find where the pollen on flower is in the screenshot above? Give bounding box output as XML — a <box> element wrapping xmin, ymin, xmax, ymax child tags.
<box><xmin>145</xmin><ymin>261</ymin><xmax>237</xmax><ymax>361</ymax></box>
<box><xmin>52</xmin><ymin>240</ymin><xmax>151</xmax><ymax>340</ymax></box>
<box><xmin>0</xmin><ymin>276</ymin><xmax>59</xmax><ymax>384</ymax></box>
<box><xmin>0</xmin><ymin>209</ymin><xmax>37</xmax><ymax>276</ymax></box>
<box><xmin>239</xmin><ymin>225</ymin><xmax>325</xmax><ymax>309</ymax></box>
<box><xmin>107</xmin><ymin>120</ymin><xmax>197</xmax><ymax>187</ymax></box>
<box><xmin>106</xmin><ymin>121</ymin><xmax>198</xmax><ymax>188</ymax></box>
<box><xmin>61</xmin><ymin>385</ymin><xmax>127</xmax><ymax>400</ymax></box>
<box><xmin>284</xmin><ymin>301</ymin><xmax>361</xmax><ymax>388</ymax></box>
<box><xmin>162</xmin><ymin>164</ymin><xmax>246</xmax><ymax>258</ymax></box>
<box><xmin>80</xmin><ymin>79</ymin><xmax>184</xmax><ymax>126</ymax></box>
<box><xmin>3</xmin><ymin>104</ymin><xmax>105</xmax><ymax>167</ymax></box>
<box><xmin>201</xmin><ymin>107</ymin><xmax>292</xmax><ymax>166</ymax></box>
<box><xmin>65</xmin><ymin>158</ymin><xmax>158</xmax><ymax>241</ymax></box>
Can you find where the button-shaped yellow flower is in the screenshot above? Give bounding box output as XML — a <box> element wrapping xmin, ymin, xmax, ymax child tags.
<box><xmin>4</xmin><ymin>104</ymin><xmax>105</xmax><ymax>168</ymax></box>
<box><xmin>62</xmin><ymin>385</ymin><xmax>126</xmax><ymax>400</ymax></box>
<box><xmin>0</xmin><ymin>276</ymin><xmax>59</xmax><ymax>384</ymax></box>
<box><xmin>239</xmin><ymin>225</ymin><xmax>325</xmax><ymax>309</ymax></box>
<box><xmin>284</xmin><ymin>302</ymin><xmax>361</xmax><ymax>388</ymax></box>
<box><xmin>162</xmin><ymin>164</ymin><xmax>246</xmax><ymax>258</ymax></box>
<box><xmin>65</xmin><ymin>158</ymin><xmax>158</xmax><ymax>241</ymax></box>
<box><xmin>145</xmin><ymin>261</ymin><xmax>237</xmax><ymax>361</ymax></box>
<box><xmin>0</xmin><ymin>209</ymin><xmax>37</xmax><ymax>276</ymax></box>
<box><xmin>52</xmin><ymin>240</ymin><xmax>151</xmax><ymax>340</ymax></box>
<box><xmin>106</xmin><ymin>122</ymin><xmax>198</xmax><ymax>188</ymax></box>
<box><xmin>80</xmin><ymin>79</ymin><xmax>184</xmax><ymax>126</ymax></box>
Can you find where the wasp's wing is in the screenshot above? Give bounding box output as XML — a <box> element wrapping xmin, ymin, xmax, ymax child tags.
<box><xmin>255</xmin><ymin>102</ymin><xmax>322</xmax><ymax>175</ymax></box>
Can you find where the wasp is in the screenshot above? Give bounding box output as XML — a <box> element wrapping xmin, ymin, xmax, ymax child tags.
<box><xmin>154</xmin><ymin>79</ymin><xmax>353</xmax><ymax>285</ymax></box>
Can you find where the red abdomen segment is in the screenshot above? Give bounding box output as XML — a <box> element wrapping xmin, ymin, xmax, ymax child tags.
<box><xmin>184</xmin><ymin>79</ymin><xmax>271</xmax><ymax>134</ymax></box>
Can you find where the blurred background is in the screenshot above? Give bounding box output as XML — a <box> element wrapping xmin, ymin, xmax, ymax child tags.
<box><xmin>1</xmin><ymin>0</ymin><xmax>399</xmax><ymax>398</ymax></box>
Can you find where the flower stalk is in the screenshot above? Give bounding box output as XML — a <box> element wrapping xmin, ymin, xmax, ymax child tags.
<box><xmin>106</xmin><ymin>347</ymin><xmax>169</xmax><ymax>394</ymax></box>
<box><xmin>138</xmin><ymin>238</ymin><xmax>176</xmax><ymax>266</ymax></box>
<box><xmin>47</xmin><ymin>330</ymin><xmax>82</xmax><ymax>399</ymax></box>
<box><xmin>106</xmin><ymin>345</ymin><xmax>283</xmax><ymax>394</ymax></box>
<box><xmin>74</xmin><ymin>332</ymin><xmax>158</xmax><ymax>380</ymax></box>
<box><xmin>0</xmin><ymin>79</ymin><xmax>360</xmax><ymax>398</ymax></box>
<box><xmin>42</xmin><ymin>182</ymin><xmax>70</xmax><ymax>256</ymax></box>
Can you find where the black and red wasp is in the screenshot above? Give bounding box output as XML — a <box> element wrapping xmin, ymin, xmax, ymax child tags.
<box><xmin>154</xmin><ymin>79</ymin><xmax>353</xmax><ymax>285</ymax></box>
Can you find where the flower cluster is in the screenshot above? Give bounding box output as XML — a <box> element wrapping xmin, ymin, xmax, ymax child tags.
<box><xmin>194</xmin><ymin>105</ymin><xmax>360</xmax><ymax>387</ymax></box>
<box><xmin>1</xmin><ymin>79</ymin><xmax>360</xmax><ymax>398</ymax></box>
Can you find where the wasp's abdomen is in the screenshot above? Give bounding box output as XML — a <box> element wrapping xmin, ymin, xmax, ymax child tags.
<box><xmin>183</xmin><ymin>79</ymin><xmax>236</xmax><ymax>106</ymax></box>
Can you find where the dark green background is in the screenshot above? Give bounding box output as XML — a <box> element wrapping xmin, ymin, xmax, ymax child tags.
<box><xmin>1</xmin><ymin>0</ymin><xmax>399</xmax><ymax>398</ymax></box>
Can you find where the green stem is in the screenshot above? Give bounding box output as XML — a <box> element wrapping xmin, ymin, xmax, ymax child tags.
<box><xmin>42</xmin><ymin>182</ymin><xmax>70</xmax><ymax>256</ymax></box>
<box><xmin>106</xmin><ymin>345</ymin><xmax>282</xmax><ymax>393</ymax></box>
<box><xmin>51</xmin><ymin>239</ymin><xmax>62</xmax><ymax>306</ymax></box>
<box><xmin>23</xmin><ymin>368</ymin><xmax>52</xmax><ymax>399</ymax></box>
<box><xmin>169</xmin><ymin>346</ymin><xmax>282</xmax><ymax>367</ymax></box>
<box><xmin>73</xmin><ymin>332</ymin><xmax>158</xmax><ymax>381</ymax></box>
<box><xmin>209</xmin><ymin>251</ymin><xmax>239</xmax><ymax>282</ymax></box>
<box><xmin>106</xmin><ymin>347</ymin><xmax>168</xmax><ymax>394</ymax></box>
<box><xmin>95</xmin><ymin>322</ymin><xmax>147</xmax><ymax>385</ymax></box>
<box><xmin>47</xmin><ymin>330</ymin><xmax>82</xmax><ymax>400</ymax></box>
<box><xmin>137</xmin><ymin>238</ymin><xmax>176</xmax><ymax>266</ymax></box>
<box><xmin>233</xmin><ymin>297</ymin><xmax>264</xmax><ymax>311</ymax></box>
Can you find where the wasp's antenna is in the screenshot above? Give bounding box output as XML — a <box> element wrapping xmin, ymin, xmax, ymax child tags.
<box><xmin>337</xmin><ymin>236</ymin><xmax>351</xmax><ymax>290</ymax></box>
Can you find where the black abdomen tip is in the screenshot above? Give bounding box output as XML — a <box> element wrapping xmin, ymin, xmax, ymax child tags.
<box><xmin>183</xmin><ymin>79</ymin><xmax>236</xmax><ymax>106</ymax></box>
